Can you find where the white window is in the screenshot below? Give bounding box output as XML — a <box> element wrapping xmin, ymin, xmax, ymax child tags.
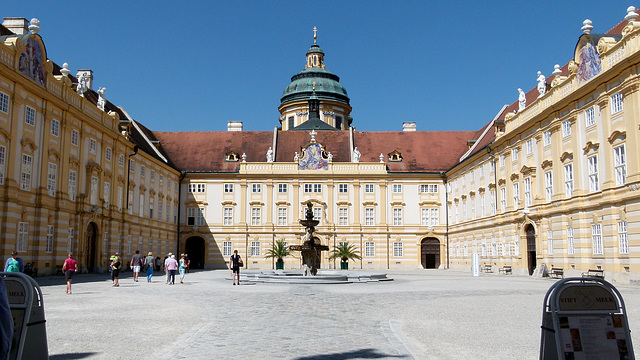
<box><xmin>512</xmin><ymin>183</ymin><xmax>519</xmax><ymax>209</ymax></box>
<box><xmin>103</xmin><ymin>182</ymin><xmax>111</xmax><ymax>209</ymax></box>
<box><xmin>499</xmin><ymin>154</ymin><xmax>505</xmax><ymax>168</ymax></box>
<box><xmin>277</xmin><ymin>207</ymin><xmax>287</xmax><ymax>226</ymax></box>
<box><xmin>365</xmin><ymin>208</ymin><xmax>374</xmax><ymax>226</ymax></box>
<box><xmin>20</xmin><ymin>154</ymin><xmax>32</xmax><ymax>191</ymax></box>
<box><xmin>46</xmin><ymin>225</ymin><xmax>54</xmax><ymax>253</ymax></box>
<box><xmin>490</xmin><ymin>161</ymin><xmax>495</xmax><ymax>173</ymax></box>
<box><xmin>159</xmin><ymin>175</ymin><xmax>163</xmax><ymax>186</ymax></box>
<box><xmin>545</xmin><ymin>171</ymin><xmax>553</xmax><ymax>202</ymax></box>
<box><xmin>139</xmin><ymin>193</ymin><xmax>145</xmax><ymax>217</ymax></box>
<box><xmin>500</xmin><ymin>187</ymin><xmax>506</xmax><ymax>212</ymax></box>
<box><xmin>592</xmin><ymin>224</ymin><xmax>603</xmax><ymax>255</ymax></box>
<box><xmin>588</xmin><ymin>155</ymin><xmax>599</xmax><ymax>192</ymax></box>
<box><xmin>17</xmin><ymin>222</ymin><xmax>28</xmax><ymax>252</ymax></box>
<box><xmin>71</xmin><ymin>129</ymin><xmax>79</xmax><ymax>146</ymax></box>
<box><xmin>338</xmin><ymin>208</ymin><xmax>348</xmax><ymax>226</ymax></box>
<box><xmin>543</xmin><ymin>131</ymin><xmax>551</xmax><ymax>147</ymax></box>
<box><xmin>68</xmin><ymin>228</ymin><xmax>74</xmax><ymax>253</ymax></box>
<box><xmin>187</xmin><ymin>207</ymin><xmax>196</xmax><ymax>226</ymax></box>
<box><xmin>420</xmin><ymin>184</ymin><xmax>438</xmax><ymax>193</ymax></box>
<box><xmin>564</xmin><ymin>164</ymin><xmax>573</xmax><ymax>198</ymax></box>
<box><xmin>312</xmin><ymin>207</ymin><xmax>322</xmax><ymax>225</ymax></box>
<box><xmin>567</xmin><ymin>227</ymin><xmax>574</xmax><ymax>255</ymax></box>
<box><xmin>365</xmin><ymin>242</ymin><xmax>375</xmax><ymax>257</ymax></box>
<box><xmin>223</xmin><ymin>241</ymin><xmax>232</xmax><ymax>257</ymax></box>
<box><xmin>117</xmin><ymin>186</ymin><xmax>123</xmax><ymax>212</ymax></box>
<box><xmin>197</xmin><ymin>207</ymin><xmax>205</xmax><ymax>226</ymax></box>
<box><xmin>189</xmin><ymin>183</ymin><xmax>206</xmax><ymax>193</ymax></box>
<box><xmin>364</xmin><ymin>184</ymin><xmax>374</xmax><ymax>193</ymax></box>
<box><xmin>149</xmin><ymin>197</ymin><xmax>154</xmax><ymax>220</ymax></box>
<box><xmin>585</xmin><ymin>106</ymin><xmax>596</xmax><ymax>127</ymax></box>
<box><xmin>611</xmin><ymin>92</ymin><xmax>623</xmax><ymax>114</ymax></box>
<box><xmin>90</xmin><ymin>176</ymin><xmax>99</xmax><ymax>206</ymax></box>
<box><xmin>158</xmin><ymin>199</ymin><xmax>163</xmax><ymax>220</ymax></box>
<box><xmin>338</xmin><ymin>184</ymin><xmax>348</xmax><ymax>193</ymax></box>
<box><xmin>512</xmin><ymin>148</ymin><xmax>518</xmax><ymax>162</ymax></box>
<box><xmin>251</xmin><ymin>207</ymin><xmax>261</xmax><ymax>226</ymax></box>
<box><xmin>393</xmin><ymin>208</ymin><xmax>403</xmax><ymax>226</ymax></box>
<box><xmin>166</xmin><ymin>202</ymin><xmax>170</xmax><ymax>222</ymax></box>
<box><xmin>392</xmin><ymin>184</ymin><xmax>402</xmax><ymax>193</ymax></box>
<box><xmin>421</xmin><ymin>208</ymin><xmax>429</xmax><ymax>226</ymax></box>
<box><xmin>548</xmin><ymin>230</ymin><xmax>553</xmax><ymax>256</ymax></box>
<box><xmin>524</xmin><ymin>178</ymin><xmax>531</xmax><ymax>207</ymax></box>
<box><xmin>0</xmin><ymin>92</ymin><xmax>8</xmax><ymax>113</ymax></box>
<box><xmin>562</xmin><ymin>120</ymin><xmax>571</xmax><ymax>138</ymax></box>
<box><xmin>140</xmin><ymin>165</ymin><xmax>146</xmax><ymax>177</ymax></box>
<box><xmin>618</xmin><ymin>221</ymin><xmax>628</xmax><ymax>255</ymax></box>
<box><xmin>526</xmin><ymin>139</ymin><xmax>533</xmax><ymax>154</ymax></box>
<box><xmin>251</xmin><ymin>241</ymin><xmax>261</xmax><ymax>256</ymax></box>
<box><xmin>89</xmin><ymin>138</ymin><xmax>97</xmax><ymax>154</ymax></box>
<box><xmin>224</xmin><ymin>184</ymin><xmax>234</xmax><ymax>193</ymax></box>
<box><xmin>614</xmin><ymin>145</ymin><xmax>626</xmax><ymax>186</ymax></box>
<box><xmin>480</xmin><ymin>194</ymin><xmax>485</xmax><ymax>217</ymax></box>
<box><xmin>252</xmin><ymin>184</ymin><xmax>261</xmax><ymax>193</ymax></box>
<box><xmin>51</xmin><ymin>119</ymin><xmax>59</xmax><ymax>137</ymax></box>
<box><xmin>25</xmin><ymin>106</ymin><xmax>35</xmax><ymax>126</ymax></box>
<box><xmin>431</xmin><ymin>208</ymin><xmax>439</xmax><ymax>225</ymax></box>
<box><xmin>278</xmin><ymin>184</ymin><xmax>287</xmax><ymax>193</ymax></box>
<box><xmin>150</xmin><ymin>171</ymin><xmax>155</xmax><ymax>181</ymax></box>
<box><xmin>47</xmin><ymin>162</ymin><xmax>57</xmax><ymax>197</ymax></box>
<box><xmin>490</xmin><ymin>190</ymin><xmax>496</xmax><ymax>215</ymax></box>
<box><xmin>105</xmin><ymin>147</ymin><xmax>112</xmax><ymax>161</ymax></box>
<box><xmin>128</xmin><ymin>190</ymin><xmax>134</xmax><ymax>214</ymax></box>
<box><xmin>0</xmin><ymin>145</ymin><xmax>5</xmax><ymax>186</ymax></box>
<box><xmin>129</xmin><ymin>159</ymin><xmax>135</xmax><ymax>173</ymax></box>
<box><xmin>223</xmin><ymin>207</ymin><xmax>233</xmax><ymax>226</ymax></box>
<box><xmin>118</xmin><ymin>154</ymin><xmax>124</xmax><ymax>166</ymax></box>
<box><xmin>393</xmin><ymin>241</ymin><xmax>403</xmax><ymax>257</ymax></box>
<box><xmin>304</xmin><ymin>184</ymin><xmax>322</xmax><ymax>193</ymax></box>
<box><xmin>69</xmin><ymin>170</ymin><xmax>77</xmax><ymax>201</ymax></box>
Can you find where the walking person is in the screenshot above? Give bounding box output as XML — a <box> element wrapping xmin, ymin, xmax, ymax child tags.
<box><xmin>62</xmin><ymin>253</ymin><xmax>77</xmax><ymax>294</ymax></box>
<box><xmin>111</xmin><ymin>252</ymin><xmax>122</xmax><ymax>287</ymax></box>
<box><xmin>109</xmin><ymin>254</ymin><xmax>115</xmax><ymax>284</ymax></box>
<box><xmin>145</xmin><ymin>252</ymin><xmax>155</xmax><ymax>283</ymax></box>
<box><xmin>164</xmin><ymin>253</ymin><xmax>171</xmax><ymax>284</ymax></box>
<box><xmin>166</xmin><ymin>255</ymin><xmax>178</xmax><ymax>285</ymax></box>
<box><xmin>184</xmin><ymin>253</ymin><xmax>191</xmax><ymax>273</ymax></box>
<box><xmin>4</xmin><ymin>251</ymin><xmax>24</xmax><ymax>273</ymax></box>
<box><xmin>130</xmin><ymin>250</ymin><xmax>143</xmax><ymax>282</ymax></box>
<box><xmin>179</xmin><ymin>254</ymin><xmax>187</xmax><ymax>283</ymax></box>
<box><xmin>230</xmin><ymin>250</ymin><xmax>243</xmax><ymax>285</ymax></box>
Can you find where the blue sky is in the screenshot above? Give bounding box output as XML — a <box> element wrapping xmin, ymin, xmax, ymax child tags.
<box><xmin>1</xmin><ymin>1</ymin><xmax>634</xmax><ymax>132</ymax></box>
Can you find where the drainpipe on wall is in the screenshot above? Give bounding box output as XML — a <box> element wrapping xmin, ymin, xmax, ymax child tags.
<box><xmin>176</xmin><ymin>171</ymin><xmax>186</xmax><ymax>255</ymax></box>
<box><xmin>441</xmin><ymin>172</ymin><xmax>449</xmax><ymax>269</ymax></box>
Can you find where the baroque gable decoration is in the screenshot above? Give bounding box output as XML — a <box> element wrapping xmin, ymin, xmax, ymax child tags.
<box><xmin>388</xmin><ymin>150</ymin><xmax>403</xmax><ymax>162</ymax></box>
<box><xmin>19</xmin><ymin>36</ymin><xmax>46</xmax><ymax>87</ymax></box>
<box><xmin>298</xmin><ymin>141</ymin><xmax>329</xmax><ymax>170</ymax></box>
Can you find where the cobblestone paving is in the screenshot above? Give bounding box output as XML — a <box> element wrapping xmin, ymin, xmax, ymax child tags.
<box><xmin>36</xmin><ymin>269</ymin><xmax>640</xmax><ymax>360</ymax></box>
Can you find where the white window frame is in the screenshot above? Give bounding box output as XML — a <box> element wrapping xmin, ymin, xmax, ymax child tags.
<box><xmin>105</xmin><ymin>147</ymin><xmax>112</xmax><ymax>161</ymax></box>
<box><xmin>17</xmin><ymin>222</ymin><xmax>28</xmax><ymax>252</ymax></box>
<box><xmin>392</xmin><ymin>184</ymin><xmax>402</xmax><ymax>193</ymax></box>
<box><xmin>421</xmin><ymin>208</ymin><xmax>429</xmax><ymax>226</ymax></box>
<box><xmin>0</xmin><ymin>145</ymin><xmax>5</xmax><ymax>186</ymax></box>
<box><xmin>564</xmin><ymin>164</ymin><xmax>573</xmax><ymax>198</ymax></box>
<box><xmin>526</xmin><ymin>139</ymin><xmax>533</xmax><ymax>154</ymax></box>
<box><xmin>393</xmin><ymin>208</ymin><xmax>403</xmax><ymax>226</ymax></box>
<box><xmin>224</xmin><ymin>184</ymin><xmax>234</xmax><ymax>193</ymax></box>
<box><xmin>47</xmin><ymin>162</ymin><xmax>57</xmax><ymax>197</ymax></box>
<box><xmin>365</xmin><ymin>208</ymin><xmax>374</xmax><ymax>226</ymax></box>
<box><xmin>89</xmin><ymin>138</ymin><xmax>97</xmax><ymax>154</ymax></box>
<box><xmin>223</xmin><ymin>207</ymin><xmax>233</xmax><ymax>226</ymax></box>
<box><xmin>118</xmin><ymin>154</ymin><xmax>124</xmax><ymax>166</ymax></box>
<box><xmin>20</xmin><ymin>154</ymin><xmax>32</xmax><ymax>191</ymax></box>
<box><xmin>312</xmin><ymin>207</ymin><xmax>322</xmax><ymax>225</ymax></box>
<box><xmin>278</xmin><ymin>184</ymin><xmax>287</xmax><ymax>193</ymax></box>
<box><xmin>69</xmin><ymin>170</ymin><xmax>77</xmax><ymax>201</ymax></box>
<box><xmin>543</xmin><ymin>131</ymin><xmax>551</xmax><ymax>147</ymax></box>
<box><xmin>251</xmin><ymin>241</ymin><xmax>261</xmax><ymax>256</ymax></box>
<box><xmin>545</xmin><ymin>171</ymin><xmax>553</xmax><ymax>202</ymax></box>
<box><xmin>90</xmin><ymin>176</ymin><xmax>99</xmax><ymax>206</ymax></box>
<box><xmin>614</xmin><ymin>144</ymin><xmax>626</xmax><ymax>186</ymax></box>
<box><xmin>562</xmin><ymin>120</ymin><xmax>571</xmax><ymax>138</ymax></box>
<box><xmin>548</xmin><ymin>230</ymin><xmax>554</xmax><ymax>256</ymax></box>
<box><xmin>50</xmin><ymin>119</ymin><xmax>59</xmax><ymax>137</ymax></box>
<box><xmin>512</xmin><ymin>183</ymin><xmax>519</xmax><ymax>209</ymax></box>
<box><xmin>585</xmin><ymin>106</ymin><xmax>596</xmax><ymax>127</ymax></box>
<box><xmin>187</xmin><ymin>207</ymin><xmax>196</xmax><ymax>226</ymax></box>
<box><xmin>592</xmin><ymin>224</ymin><xmax>603</xmax><ymax>255</ymax></box>
<box><xmin>364</xmin><ymin>184</ymin><xmax>374</xmax><ymax>193</ymax></box>
<box><xmin>430</xmin><ymin>208</ymin><xmax>439</xmax><ymax>225</ymax></box>
<box><xmin>71</xmin><ymin>129</ymin><xmax>79</xmax><ymax>146</ymax></box>
<box><xmin>365</xmin><ymin>241</ymin><xmax>375</xmax><ymax>257</ymax></box>
<box><xmin>567</xmin><ymin>227</ymin><xmax>574</xmax><ymax>255</ymax></box>
<box><xmin>611</xmin><ymin>92</ymin><xmax>623</xmax><ymax>114</ymax></box>
<box><xmin>618</xmin><ymin>221</ymin><xmax>628</xmax><ymax>255</ymax></box>
<box><xmin>0</xmin><ymin>92</ymin><xmax>8</xmax><ymax>113</ymax></box>
<box><xmin>223</xmin><ymin>241</ymin><xmax>232</xmax><ymax>257</ymax></box>
<box><xmin>588</xmin><ymin>155</ymin><xmax>599</xmax><ymax>192</ymax></box>
<box><xmin>338</xmin><ymin>184</ymin><xmax>348</xmax><ymax>193</ymax></box>
<box><xmin>499</xmin><ymin>154</ymin><xmax>505</xmax><ymax>168</ymax></box>
<box><xmin>512</xmin><ymin>148</ymin><xmax>518</xmax><ymax>162</ymax></box>
<box><xmin>46</xmin><ymin>225</ymin><xmax>54</xmax><ymax>253</ymax></box>
<box><xmin>277</xmin><ymin>207</ymin><xmax>287</xmax><ymax>226</ymax></box>
<box><xmin>252</xmin><ymin>184</ymin><xmax>261</xmax><ymax>193</ymax></box>
<box><xmin>338</xmin><ymin>207</ymin><xmax>348</xmax><ymax>226</ymax></box>
<box><xmin>25</xmin><ymin>106</ymin><xmax>35</xmax><ymax>126</ymax></box>
<box><xmin>500</xmin><ymin>187</ymin><xmax>506</xmax><ymax>212</ymax></box>
<box><xmin>251</xmin><ymin>207</ymin><xmax>261</xmax><ymax>226</ymax></box>
<box><xmin>393</xmin><ymin>241</ymin><xmax>403</xmax><ymax>257</ymax></box>
<box><xmin>524</xmin><ymin>178</ymin><xmax>532</xmax><ymax>207</ymax></box>
<box><xmin>197</xmin><ymin>207</ymin><xmax>205</xmax><ymax>226</ymax></box>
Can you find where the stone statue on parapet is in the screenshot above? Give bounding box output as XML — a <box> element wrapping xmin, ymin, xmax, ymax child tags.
<box><xmin>97</xmin><ymin>87</ymin><xmax>107</xmax><ymax>110</ymax></box>
<box><xmin>518</xmin><ymin>88</ymin><xmax>526</xmax><ymax>111</ymax></box>
<box><xmin>76</xmin><ymin>72</ymin><xmax>89</xmax><ymax>97</ymax></box>
<box><xmin>266</xmin><ymin>147</ymin><xmax>273</xmax><ymax>162</ymax></box>
<box><xmin>537</xmin><ymin>71</ymin><xmax>546</xmax><ymax>97</ymax></box>
<box><xmin>352</xmin><ymin>147</ymin><xmax>360</xmax><ymax>163</ymax></box>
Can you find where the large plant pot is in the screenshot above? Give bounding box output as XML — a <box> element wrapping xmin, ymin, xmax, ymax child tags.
<box><xmin>276</xmin><ymin>259</ymin><xmax>284</xmax><ymax>270</ymax></box>
<box><xmin>340</xmin><ymin>261</ymin><xmax>348</xmax><ymax>270</ymax></box>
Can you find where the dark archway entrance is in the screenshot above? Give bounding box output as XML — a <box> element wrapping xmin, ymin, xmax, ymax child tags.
<box><xmin>185</xmin><ymin>237</ymin><xmax>205</xmax><ymax>269</ymax></box>
<box><xmin>86</xmin><ymin>222</ymin><xmax>98</xmax><ymax>272</ymax></box>
<box><xmin>421</xmin><ymin>238</ymin><xmax>440</xmax><ymax>269</ymax></box>
<box><xmin>525</xmin><ymin>224</ymin><xmax>536</xmax><ymax>275</ymax></box>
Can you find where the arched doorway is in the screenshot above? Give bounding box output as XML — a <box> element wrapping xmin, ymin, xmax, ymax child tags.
<box><xmin>525</xmin><ymin>224</ymin><xmax>536</xmax><ymax>275</ymax></box>
<box><xmin>185</xmin><ymin>237</ymin><xmax>205</xmax><ymax>269</ymax></box>
<box><xmin>86</xmin><ymin>222</ymin><xmax>98</xmax><ymax>272</ymax></box>
<box><xmin>421</xmin><ymin>237</ymin><xmax>440</xmax><ymax>269</ymax></box>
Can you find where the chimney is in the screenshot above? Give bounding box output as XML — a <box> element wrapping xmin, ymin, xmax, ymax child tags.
<box><xmin>227</xmin><ymin>121</ymin><xmax>243</xmax><ymax>131</ymax></box>
<box><xmin>2</xmin><ymin>17</ymin><xmax>29</xmax><ymax>35</ymax></box>
<box><xmin>402</xmin><ymin>122</ymin><xmax>416</xmax><ymax>131</ymax></box>
<box><xmin>76</xmin><ymin>69</ymin><xmax>94</xmax><ymax>90</ymax></box>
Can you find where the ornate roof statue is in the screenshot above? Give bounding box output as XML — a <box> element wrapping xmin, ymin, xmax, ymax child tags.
<box><xmin>537</xmin><ymin>71</ymin><xmax>546</xmax><ymax>97</ymax></box>
<box><xmin>352</xmin><ymin>147</ymin><xmax>361</xmax><ymax>163</ymax></box>
<box><xmin>97</xmin><ymin>87</ymin><xmax>107</xmax><ymax>111</ymax></box>
<box><xmin>518</xmin><ymin>88</ymin><xmax>526</xmax><ymax>111</ymax></box>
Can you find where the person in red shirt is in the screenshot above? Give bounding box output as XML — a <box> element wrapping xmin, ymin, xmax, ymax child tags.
<box><xmin>62</xmin><ymin>253</ymin><xmax>78</xmax><ymax>294</ymax></box>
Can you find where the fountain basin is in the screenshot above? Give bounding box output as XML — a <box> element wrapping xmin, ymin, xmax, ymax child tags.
<box><xmin>240</xmin><ymin>270</ymin><xmax>392</xmax><ymax>284</ymax></box>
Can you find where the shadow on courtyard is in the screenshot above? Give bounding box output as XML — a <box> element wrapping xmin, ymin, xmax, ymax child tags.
<box><xmin>49</xmin><ymin>352</ymin><xmax>98</xmax><ymax>359</ymax></box>
<box><xmin>294</xmin><ymin>348</ymin><xmax>409</xmax><ymax>360</ymax></box>
<box><xmin>32</xmin><ymin>270</ymin><xmax>206</xmax><ymax>287</ymax></box>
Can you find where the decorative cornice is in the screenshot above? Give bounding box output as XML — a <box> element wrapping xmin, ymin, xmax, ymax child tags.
<box><xmin>487</xmin><ymin>183</ymin><xmax>496</xmax><ymax>190</ymax></box>
<box><xmin>390</xmin><ymin>201</ymin><xmax>405</xmax><ymax>207</ymax></box>
<box><xmin>608</xmin><ymin>130</ymin><xmax>626</xmax><ymax>144</ymax></box>
<box><xmin>541</xmin><ymin>160</ymin><xmax>553</xmax><ymax>169</ymax></box>
<box><xmin>419</xmin><ymin>200</ymin><xmax>440</xmax><ymax>206</ymax></box>
<box><xmin>520</xmin><ymin>165</ymin><xmax>536</xmax><ymax>176</ymax></box>
<box><xmin>275</xmin><ymin>201</ymin><xmax>290</xmax><ymax>206</ymax></box>
<box><xmin>0</xmin><ymin>128</ymin><xmax>11</xmax><ymax>141</ymax></box>
<box><xmin>468</xmin><ymin>191</ymin><xmax>475</xmax><ymax>197</ymax></box>
<box><xmin>20</xmin><ymin>137</ymin><xmax>38</xmax><ymax>151</ymax></box>
<box><xmin>510</xmin><ymin>173</ymin><xmax>520</xmax><ymax>182</ymax></box>
<box><xmin>249</xmin><ymin>201</ymin><xmax>264</xmax><ymax>206</ymax></box>
<box><xmin>47</xmin><ymin>148</ymin><xmax>61</xmax><ymax>160</ymax></box>
<box><xmin>582</xmin><ymin>141</ymin><xmax>599</xmax><ymax>154</ymax></box>
<box><xmin>362</xmin><ymin>201</ymin><xmax>378</xmax><ymax>206</ymax></box>
<box><xmin>477</xmin><ymin>187</ymin><xmax>485</xmax><ymax>194</ymax></box>
<box><xmin>336</xmin><ymin>201</ymin><xmax>351</xmax><ymax>206</ymax></box>
<box><xmin>498</xmin><ymin>178</ymin><xmax>506</xmax><ymax>186</ymax></box>
<box><xmin>560</xmin><ymin>151</ymin><xmax>573</xmax><ymax>163</ymax></box>
<box><xmin>300</xmin><ymin>199</ymin><xmax>326</xmax><ymax>206</ymax></box>
<box><xmin>221</xmin><ymin>200</ymin><xmax>237</xmax><ymax>206</ymax></box>
<box><xmin>85</xmin><ymin>161</ymin><xmax>102</xmax><ymax>174</ymax></box>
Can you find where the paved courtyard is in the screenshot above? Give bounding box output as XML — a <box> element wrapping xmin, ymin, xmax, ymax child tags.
<box><xmin>34</xmin><ymin>269</ymin><xmax>640</xmax><ymax>360</ymax></box>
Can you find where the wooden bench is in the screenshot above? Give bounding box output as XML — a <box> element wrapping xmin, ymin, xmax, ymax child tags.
<box><xmin>582</xmin><ymin>269</ymin><xmax>604</xmax><ymax>279</ymax></box>
<box><xmin>549</xmin><ymin>267</ymin><xmax>564</xmax><ymax>279</ymax></box>
<box><xmin>481</xmin><ymin>264</ymin><xmax>493</xmax><ymax>273</ymax></box>
<box><xmin>498</xmin><ymin>265</ymin><xmax>512</xmax><ymax>274</ymax></box>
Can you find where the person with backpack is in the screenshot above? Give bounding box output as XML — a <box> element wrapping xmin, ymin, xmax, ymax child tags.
<box><xmin>4</xmin><ymin>251</ymin><xmax>23</xmax><ymax>273</ymax></box>
<box><xmin>110</xmin><ymin>252</ymin><xmax>122</xmax><ymax>287</ymax></box>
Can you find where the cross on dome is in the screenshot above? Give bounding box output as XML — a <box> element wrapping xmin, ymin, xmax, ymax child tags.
<box><xmin>313</xmin><ymin>26</ymin><xmax>317</xmax><ymax>44</ymax></box>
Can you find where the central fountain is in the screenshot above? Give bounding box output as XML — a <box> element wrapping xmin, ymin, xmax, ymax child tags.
<box><xmin>288</xmin><ymin>202</ymin><xmax>329</xmax><ymax>276</ymax></box>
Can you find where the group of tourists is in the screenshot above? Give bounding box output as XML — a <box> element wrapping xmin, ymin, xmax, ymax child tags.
<box><xmin>108</xmin><ymin>250</ymin><xmax>190</xmax><ymax>287</ymax></box>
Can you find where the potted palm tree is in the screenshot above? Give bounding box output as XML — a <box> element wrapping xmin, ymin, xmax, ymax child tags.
<box><xmin>265</xmin><ymin>239</ymin><xmax>292</xmax><ymax>270</ymax></box>
<box><xmin>329</xmin><ymin>242</ymin><xmax>362</xmax><ymax>270</ymax></box>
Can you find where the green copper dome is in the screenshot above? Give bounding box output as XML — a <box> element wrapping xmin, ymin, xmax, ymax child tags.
<box><xmin>280</xmin><ymin>67</ymin><xmax>350</xmax><ymax>106</ymax></box>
